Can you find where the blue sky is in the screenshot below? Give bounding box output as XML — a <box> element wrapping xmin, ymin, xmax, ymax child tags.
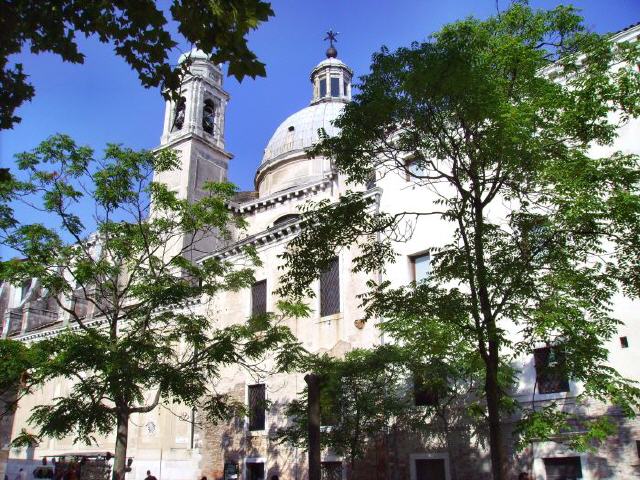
<box><xmin>1</xmin><ymin>0</ymin><xmax>638</xmax><ymax>194</ymax></box>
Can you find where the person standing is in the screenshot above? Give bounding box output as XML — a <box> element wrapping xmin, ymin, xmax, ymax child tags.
<box><xmin>144</xmin><ymin>471</ymin><xmax>157</xmax><ymax>480</ymax></box>
<box><xmin>15</xmin><ymin>468</ymin><xmax>27</xmax><ymax>480</ymax></box>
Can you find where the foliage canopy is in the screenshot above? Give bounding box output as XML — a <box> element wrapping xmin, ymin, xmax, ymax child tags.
<box><xmin>279</xmin><ymin>3</ymin><xmax>640</xmax><ymax>479</ymax></box>
<box><xmin>1</xmin><ymin>134</ymin><xmax>303</xmax><ymax>479</ymax></box>
<box><xmin>1</xmin><ymin>0</ymin><xmax>274</xmax><ymax>129</ymax></box>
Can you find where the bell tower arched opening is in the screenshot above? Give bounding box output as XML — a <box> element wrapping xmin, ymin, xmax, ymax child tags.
<box><xmin>202</xmin><ymin>99</ymin><xmax>215</xmax><ymax>135</ymax></box>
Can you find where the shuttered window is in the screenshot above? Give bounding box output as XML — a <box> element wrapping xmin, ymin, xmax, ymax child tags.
<box><xmin>251</xmin><ymin>280</ymin><xmax>267</xmax><ymax>316</ymax></box>
<box><xmin>534</xmin><ymin>346</ymin><xmax>570</xmax><ymax>394</ymax></box>
<box><xmin>320</xmin><ymin>257</ymin><xmax>340</xmax><ymax>317</ymax></box>
<box><xmin>248</xmin><ymin>384</ymin><xmax>266</xmax><ymax>431</ymax></box>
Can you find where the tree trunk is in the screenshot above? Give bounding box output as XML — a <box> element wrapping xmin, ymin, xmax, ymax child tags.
<box><xmin>305</xmin><ymin>373</ymin><xmax>321</xmax><ymax>480</ymax></box>
<box><xmin>112</xmin><ymin>409</ymin><xmax>130</xmax><ymax>480</ymax></box>
<box><xmin>485</xmin><ymin>349</ymin><xmax>506</xmax><ymax>480</ymax></box>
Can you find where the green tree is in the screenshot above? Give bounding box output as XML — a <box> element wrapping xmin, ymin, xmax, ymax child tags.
<box><xmin>1</xmin><ymin>0</ymin><xmax>274</xmax><ymax>129</ymax></box>
<box><xmin>0</xmin><ymin>134</ymin><xmax>304</xmax><ymax>480</ymax></box>
<box><xmin>277</xmin><ymin>346</ymin><xmax>412</xmax><ymax>478</ymax></box>
<box><xmin>278</xmin><ymin>294</ymin><xmax>488</xmax><ymax>480</ymax></box>
<box><xmin>279</xmin><ymin>4</ymin><xmax>640</xmax><ymax>479</ymax></box>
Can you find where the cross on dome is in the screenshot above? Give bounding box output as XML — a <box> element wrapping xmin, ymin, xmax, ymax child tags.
<box><xmin>324</xmin><ymin>30</ymin><xmax>339</xmax><ymax>58</ymax></box>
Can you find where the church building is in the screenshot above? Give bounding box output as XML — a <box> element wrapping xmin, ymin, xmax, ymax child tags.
<box><xmin>2</xmin><ymin>23</ymin><xmax>640</xmax><ymax>480</ymax></box>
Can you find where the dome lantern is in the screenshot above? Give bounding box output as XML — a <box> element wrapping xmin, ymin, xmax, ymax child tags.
<box><xmin>310</xmin><ymin>30</ymin><xmax>353</xmax><ymax>105</ymax></box>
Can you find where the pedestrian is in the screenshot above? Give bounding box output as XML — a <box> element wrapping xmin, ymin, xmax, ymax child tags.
<box><xmin>15</xmin><ymin>468</ymin><xmax>27</xmax><ymax>480</ymax></box>
<box><xmin>144</xmin><ymin>471</ymin><xmax>157</xmax><ymax>480</ymax></box>
<box><xmin>200</xmin><ymin>476</ymin><xmax>207</xmax><ymax>480</ymax></box>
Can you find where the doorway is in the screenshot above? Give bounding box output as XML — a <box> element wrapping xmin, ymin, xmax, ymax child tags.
<box><xmin>245</xmin><ymin>462</ymin><xmax>264</xmax><ymax>480</ymax></box>
<box><xmin>415</xmin><ymin>458</ymin><xmax>446</xmax><ymax>480</ymax></box>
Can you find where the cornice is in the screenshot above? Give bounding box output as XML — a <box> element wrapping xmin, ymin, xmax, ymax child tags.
<box><xmin>16</xmin><ymin>297</ymin><xmax>204</xmax><ymax>343</ymax></box>
<box><xmin>154</xmin><ymin>133</ymin><xmax>234</xmax><ymax>160</ymax></box>
<box><xmin>229</xmin><ymin>176</ymin><xmax>334</xmax><ymax>215</ymax></box>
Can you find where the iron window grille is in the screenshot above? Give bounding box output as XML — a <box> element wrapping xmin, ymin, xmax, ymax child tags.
<box><xmin>248</xmin><ymin>384</ymin><xmax>266</xmax><ymax>431</ymax></box>
<box><xmin>251</xmin><ymin>280</ymin><xmax>267</xmax><ymax>317</ymax></box>
<box><xmin>320</xmin><ymin>257</ymin><xmax>340</xmax><ymax>317</ymax></box>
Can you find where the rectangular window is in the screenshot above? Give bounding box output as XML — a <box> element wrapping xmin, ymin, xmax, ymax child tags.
<box><xmin>320</xmin><ymin>78</ymin><xmax>327</xmax><ymax>97</ymax></box>
<box><xmin>321</xmin><ymin>462</ymin><xmax>343</xmax><ymax>480</ymax></box>
<box><xmin>248</xmin><ymin>384</ymin><xmax>266</xmax><ymax>431</ymax></box>
<box><xmin>320</xmin><ymin>257</ymin><xmax>340</xmax><ymax>317</ymax></box>
<box><xmin>343</xmin><ymin>81</ymin><xmax>349</xmax><ymax>96</ymax></box>
<box><xmin>410</xmin><ymin>252</ymin><xmax>430</xmax><ymax>282</ymax></box>
<box><xmin>330</xmin><ymin>77</ymin><xmax>340</xmax><ymax>97</ymax></box>
<box><xmin>543</xmin><ymin>457</ymin><xmax>582</xmax><ymax>479</ymax></box>
<box><xmin>534</xmin><ymin>346</ymin><xmax>570</xmax><ymax>394</ymax></box>
<box><xmin>251</xmin><ymin>280</ymin><xmax>267</xmax><ymax>316</ymax></box>
<box><xmin>620</xmin><ymin>336</ymin><xmax>629</xmax><ymax>348</ymax></box>
<box><xmin>413</xmin><ymin>373</ymin><xmax>439</xmax><ymax>407</ymax></box>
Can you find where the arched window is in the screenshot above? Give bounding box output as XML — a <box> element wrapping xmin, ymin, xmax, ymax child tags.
<box><xmin>203</xmin><ymin>99</ymin><xmax>215</xmax><ymax>134</ymax></box>
<box><xmin>273</xmin><ymin>214</ymin><xmax>300</xmax><ymax>227</ymax></box>
<box><xmin>172</xmin><ymin>97</ymin><xmax>186</xmax><ymax>131</ymax></box>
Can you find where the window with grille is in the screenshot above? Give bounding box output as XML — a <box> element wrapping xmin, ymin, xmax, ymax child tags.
<box><xmin>321</xmin><ymin>462</ymin><xmax>342</xmax><ymax>480</ymax></box>
<box><xmin>543</xmin><ymin>457</ymin><xmax>582</xmax><ymax>479</ymax></box>
<box><xmin>248</xmin><ymin>384</ymin><xmax>266</xmax><ymax>431</ymax></box>
<box><xmin>251</xmin><ymin>280</ymin><xmax>267</xmax><ymax>317</ymax></box>
<box><xmin>320</xmin><ymin>257</ymin><xmax>340</xmax><ymax>317</ymax></box>
<box><xmin>534</xmin><ymin>346</ymin><xmax>570</xmax><ymax>394</ymax></box>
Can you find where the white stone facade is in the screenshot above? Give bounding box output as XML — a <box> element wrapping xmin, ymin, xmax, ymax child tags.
<box><xmin>3</xmin><ymin>23</ymin><xmax>640</xmax><ymax>480</ymax></box>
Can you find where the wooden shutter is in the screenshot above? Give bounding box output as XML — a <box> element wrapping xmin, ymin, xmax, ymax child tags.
<box><xmin>320</xmin><ymin>257</ymin><xmax>340</xmax><ymax>317</ymax></box>
<box><xmin>251</xmin><ymin>280</ymin><xmax>267</xmax><ymax>316</ymax></box>
<box><xmin>248</xmin><ymin>384</ymin><xmax>266</xmax><ymax>430</ymax></box>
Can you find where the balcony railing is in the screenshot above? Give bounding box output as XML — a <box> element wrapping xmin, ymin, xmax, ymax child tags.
<box><xmin>25</xmin><ymin>307</ymin><xmax>60</xmax><ymax>332</ymax></box>
<box><xmin>6</xmin><ymin>310</ymin><xmax>23</xmax><ymax>336</ymax></box>
<box><xmin>72</xmin><ymin>294</ymin><xmax>89</xmax><ymax>319</ymax></box>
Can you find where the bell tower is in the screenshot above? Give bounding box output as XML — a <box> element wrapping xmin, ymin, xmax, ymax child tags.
<box><xmin>154</xmin><ymin>49</ymin><xmax>233</xmax><ymax>261</ymax></box>
<box><xmin>156</xmin><ymin>49</ymin><xmax>232</xmax><ymax>202</ymax></box>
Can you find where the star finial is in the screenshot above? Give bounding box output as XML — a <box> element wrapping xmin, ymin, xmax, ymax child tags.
<box><xmin>324</xmin><ymin>30</ymin><xmax>339</xmax><ymax>58</ymax></box>
<box><xmin>324</xmin><ymin>30</ymin><xmax>339</xmax><ymax>48</ymax></box>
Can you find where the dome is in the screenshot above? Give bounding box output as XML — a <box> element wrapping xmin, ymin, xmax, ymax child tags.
<box><xmin>178</xmin><ymin>48</ymin><xmax>210</xmax><ymax>64</ymax></box>
<box><xmin>261</xmin><ymin>101</ymin><xmax>345</xmax><ymax>164</ymax></box>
